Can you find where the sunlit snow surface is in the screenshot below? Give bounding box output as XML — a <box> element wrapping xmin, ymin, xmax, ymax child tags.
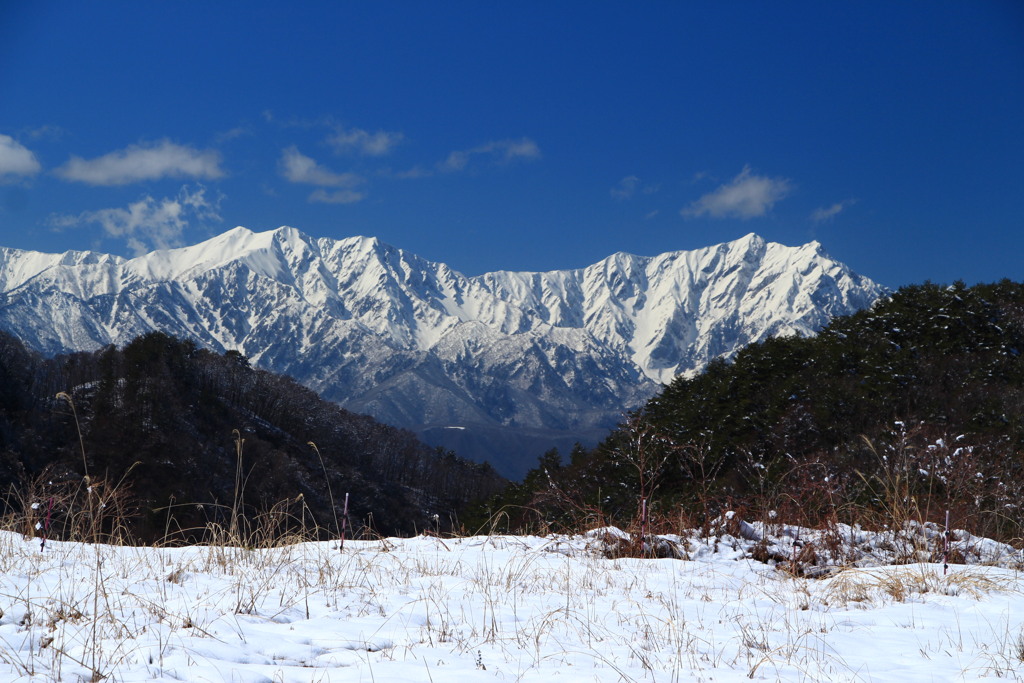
<box><xmin>0</xmin><ymin>527</ymin><xmax>1021</xmax><ymax>682</ymax></box>
<box><xmin>0</xmin><ymin>228</ymin><xmax>886</xmax><ymax>438</ymax></box>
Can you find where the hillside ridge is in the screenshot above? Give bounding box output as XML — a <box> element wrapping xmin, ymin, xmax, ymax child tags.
<box><xmin>0</xmin><ymin>227</ymin><xmax>886</xmax><ymax>475</ymax></box>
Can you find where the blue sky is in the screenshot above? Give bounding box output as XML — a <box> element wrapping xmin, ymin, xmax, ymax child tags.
<box><xmin>0</xmin><ymin>2</ymin><xmax>1021</xmax><ymax>288</ymax></box>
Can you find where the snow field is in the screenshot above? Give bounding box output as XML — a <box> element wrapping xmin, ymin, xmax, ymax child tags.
<box><xmin>0</xmin><ymin>530</ymin><xmax>1020</xmax><ymax>681</ymax></box>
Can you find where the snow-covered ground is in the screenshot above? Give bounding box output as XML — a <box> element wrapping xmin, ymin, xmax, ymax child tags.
<box><xmin>0</xmin><ymin>524</ymin><xmax>1021</xmax><ymax>682</ymax></box>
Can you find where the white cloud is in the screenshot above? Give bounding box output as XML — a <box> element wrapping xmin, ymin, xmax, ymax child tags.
<box><xmin>50</xmin><ymin>185</ymin><xmax>222</xmax><ymax>255</ymax></box>
<box><xmin>280</xmin><ymin>147</ymin><xmax>361</xmax><ymax>186</ymax></box>
<box><xmin>327</xmin><ymin>126</ymin><xmax>404</xmax><ymax>157</ymax></box>
<box><xmin>439</xmin><ymin>137</ymin><xmax>541</xmax><ymax>172</ymax></box>
<box><xmin>279</xmin><ymin>147</ymin><xmax>365</xmax><ymax>204</ymax></box>
<box><xmin>265</xmin><ymin>114</ymin><xmax>403</xmax><ymax>157</ymax></box>
<box><xmin>810</xmin><ymin>199</ymin><xmax>857</xmax><ymax>223</ymax></box>
<box><xmin>682</xmin><ymin>165</ymin><xmax>793</xmax><ymax>219</ymax></box>
<box><xmin>0</xmin><ymin>135</ymin><xmax>42</xmax><ymax>180</ymax></box>
<box><xmin>56</xmin><ymin>140</ymin><xmax>224</xmax><ymax>186</ymax></box>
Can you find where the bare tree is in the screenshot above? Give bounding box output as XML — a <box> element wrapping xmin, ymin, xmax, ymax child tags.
<box><xmin>612</xmin><ymin>412</ymin><xmax>675</xmax><ymax>549</ymax></box>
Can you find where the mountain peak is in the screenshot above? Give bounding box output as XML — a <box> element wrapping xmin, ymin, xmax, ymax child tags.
<box><xmin>0</xmin><ymin>227</ymin><xmax>886</xmax><ymax>475</ymax></box>
<box><xmin>269</xmin><ymin>225</ymin><xmax>315</xmax><ymax>249</ymax></box>
<box><xmin>733</xmin><ymin>232</ymin><xmax>766</xmax><ymax>248</ymax></box>
<box><xmin>125</xmin><ymin>226</ymin><xmax>321</xmax><ymax>281</ymax></box>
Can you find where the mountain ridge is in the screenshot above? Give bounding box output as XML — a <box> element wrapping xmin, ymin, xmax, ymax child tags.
<box><xmin>0</xmin><ymin>227</ymin><xmax>887</xmax><ymax>476</ymax></box>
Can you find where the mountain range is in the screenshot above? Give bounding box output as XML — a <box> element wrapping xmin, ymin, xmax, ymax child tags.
<box><xmin>0</xmin><ymin>227</ymin><xmax>886</xmax><ymax>476</ymax></box>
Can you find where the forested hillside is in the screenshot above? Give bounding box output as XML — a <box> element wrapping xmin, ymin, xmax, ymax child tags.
<box><xmin>0</xmin><ymin>332</ymin><xmax>505</xmax><ymax>542</ymax></box>
<box><xmin>487</xmin><ymin>281</ymin><xmax>1024</xmax><ymax>541</ymax></box>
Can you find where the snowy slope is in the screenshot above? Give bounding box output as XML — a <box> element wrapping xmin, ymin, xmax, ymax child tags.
<box><xmin>473</xmin><ymin>233</ymin><xmax>880</xmax><ymax>384</ymax></box>
<box><xmin>0</xmin><ymin>526</ymin><xmax>1020</xmax><ymax>682</ymax></box>
<box><xmin>0</xmin><ymin>227</ymin><xmax>886</xmax><ymax>475</ymax></box>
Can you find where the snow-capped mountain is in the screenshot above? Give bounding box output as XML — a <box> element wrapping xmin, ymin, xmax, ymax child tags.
<box><xmin>0</xmin><ymin>227</ymin><xmax>886</xmax><ymax>476</ymax></box>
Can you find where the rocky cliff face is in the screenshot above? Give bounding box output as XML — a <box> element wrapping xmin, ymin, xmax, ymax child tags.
<box><xmin>0</xmin><ymin>227</ymin><xmax>886</xmax><ymax>476</ymax></box>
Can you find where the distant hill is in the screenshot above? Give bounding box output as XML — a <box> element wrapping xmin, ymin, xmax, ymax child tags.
<box><xmin>0</xmin><ymin>331</ymin><xmax>504</xmax><ymax>542</ymax></box>
<box><xmin>0</xmin><ymin>227</ymin><xmax>885</xmax><ymax>476</ymax></box>
<box><xmin>491</xmin><ymin>281</ymin><xmax>1024</xmax><ymax>541</ymax></box>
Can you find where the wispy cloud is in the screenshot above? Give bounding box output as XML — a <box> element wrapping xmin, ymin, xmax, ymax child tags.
<box><xmin>24</xmin><ymin>125</ymin><xmax>66</xmax><ymax>141</ymax></box>
<box><xmin>610</xmin><ymin>175</ymin><xmax>660</xmax><ymax>201</ymax></box>
<box><xmin>0</xmin><ymin>134</ymin><xmax>42</xmax><ymax>181</ymax></box>
<box><xmin>327</xmin><ymin>125</ymin><xmax>404</xmax><ymax>157</ymax></box>
<box><xmin>439</xmin><ymin>137</ymin><xmax>541</xmax><ymax>172</ymax></box>
<box><xmin>810</xmin><ymin>199</ymin><xmax>857</xmax><ymax>223</ymax></box>
<box><xmin>308</xmin><ymin>188</ymin><xmax>365</xmax><ymax>204</ymax></box>
<box><xmin>264</xmin><ymin>114</ymin><xmax>404</xmax><ymax>158</ymax></box>
<box><xmin>55</xmin><ymin>140</ymin><xmax>224</xmax><ymax>186</ymax></box>
<box><xmin>611</xmin><ymin>175</ymin><xmax>641</xmax><ymax>200</ymax></box>
<box><xmin>682</xmin><ymin>165</ymin><xmax>792</xmax><ymax>219</ymax></box>
<box><xmin>390</xmin><ymin>166</ymin><xmax>433</xmax><ymax>180</ymax></box>
<box><xmin>214</xmin><ymin>126</ymin><xmax>252</xmax><ymax>144</ymax></box>
<box><xmin>50</xmin><ymin>185</ymin><xmax>222</xmax><ymax>255</ymax></box>
<box><xmin>279</xmin><ymin>147</ymin><xmax>365</xmax><ymax>204</ymax></box>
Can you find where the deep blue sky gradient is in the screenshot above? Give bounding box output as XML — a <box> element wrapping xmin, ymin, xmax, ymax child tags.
<box><xmin>1</xmin><ymin>2</ymin><xmax>1022</xmax><ymax>288</ymax></box>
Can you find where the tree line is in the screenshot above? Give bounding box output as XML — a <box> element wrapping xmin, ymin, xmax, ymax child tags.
<box><xmin>477</xmin><ymin>281</ymin><xmax>1024</xmax><ymax>542</ymax></box>
<box><xmin>0</xmin><ymin>331</ymin><xmax>506</xmax><ymax>542</ymax></box>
